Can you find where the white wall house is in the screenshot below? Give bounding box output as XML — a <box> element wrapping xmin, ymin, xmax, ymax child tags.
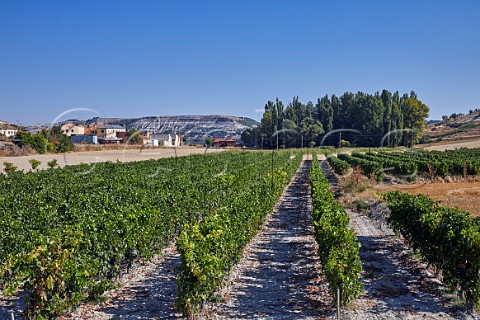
<box><xmin>61</xmin><ymin>123</ymin><xmax>85</xmax><ymax>136</ymax></box>
<box><xmin>96</xmin><ymin>125</ymin><xmax>126</xmax><ymax>139</ymax></box>
<box><xmin>0</xmin><ymin>125</ymin><xmax>18</xmax><ymax>137</ymax></box>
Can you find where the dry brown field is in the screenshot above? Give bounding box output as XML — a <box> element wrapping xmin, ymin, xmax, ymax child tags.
<box><xmin>374</xmin><ymin>180</ymin><xmax>480</xmax><ymax>217</ymax></box>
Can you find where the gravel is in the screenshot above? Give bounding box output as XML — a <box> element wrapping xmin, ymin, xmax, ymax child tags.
<box><xmin>198</xmin><ymin>159</ymin><xmax>334</xmax><ymax>319</ymax></box>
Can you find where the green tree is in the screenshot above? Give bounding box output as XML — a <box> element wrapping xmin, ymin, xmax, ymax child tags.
<box><xmin>299</xmin><ymin>117</ymin><xmax>324</xmax><ymax>148</ymax></box>
<box><xmin>46</xmin><ymin>127</ymin><xmax>74</xmax><ymax>153</ymax></box>
<box><xmin>31</xmin><ymin>134</ymin><xmax>48</xmax><ymax>154</ymax></box>
<box><xmin>316</xmin><ymin>95</ymin><xmax>333</xmax><ymax>134</ymax></box>
<box><xmin>339</xmin><ymin>139</ymin><xmax>351</xmax><ymax>148</ymax></box>
<box><xmin>15</xmin><ymin>131</ymin><xmax>33</xmax><ymax>147</ymax></box>
<box><xmin>245</xmin><ymin>90</ymin><xmax>429</xmax><ymax>149</ymax></box>
<box><xmin>127</xmin><ymin>129</ymin><xmax>142</xmax><ymax>144</ymax></box>
<box><xmin>381</xmin><ymin>89</ymin><xmax>393</xmax><ymax>146</ymax></box>
<box><xmin>401</xmin><ymin>91</ymin><xmax>429</xmax><ymax>146</ymax></box>
<box><xmin>391</xmin><ymin>91</ymin><xmax>403</xmax><ymax>146</ymax></box>
<box><xmin>331</xmin><ymin>94</ymin><xmax>342</xmax><ymax>129</ymax></box>
<box><xmin>204</xmin><ymin>137</ymin><xmax>213</xmax><ymax>147</ymax></box>
<box><xmin>282</xmin><ymin>119</ymin><xmax>299</xmax><ymax>148</ymax></box>
<box><xmin>240</xmin><ymin>129</ymin><xmax>254</xmax><ymax>147</ymax></box>
<box><xmin>275</xmin><ymin>98</ymin><xmax>284</xmax><ymax>146</ymax></box>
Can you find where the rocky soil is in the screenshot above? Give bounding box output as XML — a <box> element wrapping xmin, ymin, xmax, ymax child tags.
<box><xmin>198</xmin><ymin>160</ymin><xmax>333</xmax><ymax>319</ymax></box>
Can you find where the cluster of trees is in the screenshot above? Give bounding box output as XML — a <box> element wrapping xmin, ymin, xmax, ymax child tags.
<box><xmin>241</xmin><ymin>90</ymin><xmax>429</xmax><ymax>148</ymax></box>
<box><xmin>15</xmin><ymin>127</ymin><xmax>74</xmax><ymax>154</ymax></box>
<box><xmin>442</xmin><ymin>108</ymin><xmax>480</xmax><ymax>122</ymax></box>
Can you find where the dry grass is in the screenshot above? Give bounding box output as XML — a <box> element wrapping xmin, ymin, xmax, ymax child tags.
<box><xmin>337</xmin><ymin>167</ymin><xmax>381</xmax><ymax>212</ymax></box>
<box><xmin>415</xmin><ymin>138</ymin><xmax>480</xmax><ymax>151</ymax></box>
<box><xmin>374</xmin><ymin>180</ymin><xmax>480</xmax><ymax>217</ymax></box>
<box><xmin>336</xmin><ymin>166</ymin><xmax>480</xmax><ymax>217</ymax></box>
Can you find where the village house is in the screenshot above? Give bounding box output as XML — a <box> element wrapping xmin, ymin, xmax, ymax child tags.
<box><xmin>61</xmin><ymin>123</ymin><xmax>85</xmax><ymax>136</ymax></box>
<box><xmin>0</xmin><ymin>125</ymin><xmax>18</xmax><ymax>137</ymax></box>
<box><xmin>148</xmin><ymin>133</ymin><xmax>181</xmax><ymax>147</ymax></box>
<box><xmin>84</xmin><ymin>124</ymin><xmax>98</xmax><ymax>136</ymax></box>
<box><xmin>96</xmin><ymin>124</ymin><xmax>126</xmax><ymax>139</ymax></box>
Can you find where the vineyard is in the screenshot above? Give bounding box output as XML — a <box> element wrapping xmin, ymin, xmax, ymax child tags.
<box><xmin>1</xmin><ymin>148</ymin><xmax>479</xmax><ymax>319</ymax></box>
<box><xmin>384</xmin><ymin>191</ymin><xmax>480</xmax><ymax>312</ymax></box>
<box><xmin>329</xmin><ymin>148</ymin><xmax>480</xmax><ymax>180</ymax></box>
<box><xmin>0</xmin><ymin>150</ymin><xmax>301</xmax><ymax>318</ymax></box>
<box><xmin>309</xmin><ymin>157</ymin><xmax>363</xmax><ymax>305</ymax></box>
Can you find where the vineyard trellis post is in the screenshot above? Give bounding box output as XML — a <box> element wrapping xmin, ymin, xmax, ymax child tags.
<box><xmin>337</xmin><ymin>287</ymin><xmax>342</xmax><ymax>320</ymax></box>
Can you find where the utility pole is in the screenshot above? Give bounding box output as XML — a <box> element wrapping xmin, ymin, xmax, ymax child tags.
<box><xmin>338</xmin><ymin>132</ymin><xmax>342</xmax><ymax>148</ymax></box>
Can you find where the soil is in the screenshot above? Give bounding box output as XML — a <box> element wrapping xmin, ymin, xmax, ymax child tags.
<box><xmin>342</xmin><ymin>209</ymin><xmax>458</xmax><ymax>319</ymax></box>
<box><xmin>322</xmin><ymin>161</ymin><xmax>478</xmax><ymax>320</ymax></box>
<box><xmin>374</xmin><ymin>181</ymin><xmax>480</xmax><ymax>217</ymax></box>
<box><xmin>415</xmin><ymin>138</ymin><xmax>480</xmax><ymax>151</ymax></box>
<box><xmin>198</xmin><ymin>159</ymin><xmax>333</xmax><ymax>319</ymax></box>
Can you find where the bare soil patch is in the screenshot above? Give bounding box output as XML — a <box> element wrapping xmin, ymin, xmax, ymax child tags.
<box><xmin>415</xmin><ymin>139</ymin><xmax>480</xmax><ymax>151</ymax></box>
<box><xmin>374</xmin><ymin>181</ymin><xmax>480</xmax><ymax>217</ymax></box>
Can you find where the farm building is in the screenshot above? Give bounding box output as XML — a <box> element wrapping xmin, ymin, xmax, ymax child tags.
<box><xmin>212</xmin><ymin>137</ymin><xmax>236</xmax><ymax>148</ymax></box>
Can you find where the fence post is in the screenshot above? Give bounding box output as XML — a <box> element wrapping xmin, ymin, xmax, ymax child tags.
<box><xmin>337</xmin><ymin>287</ymin><xmax>341</xmax><ymax>320</ymax></box>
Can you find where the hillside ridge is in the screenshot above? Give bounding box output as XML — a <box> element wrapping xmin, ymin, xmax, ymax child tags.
<box><xmin>72</xmin><ymin>115</ymin><xmax>258</xmax><ymax>144</ymax></box>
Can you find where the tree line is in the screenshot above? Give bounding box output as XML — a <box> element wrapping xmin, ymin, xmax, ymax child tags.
<box><xmin>241</xmin><ymin>90</ymin><xmax>429</xmax><ymax>148</ymax></box>
<box><xmin>15</xmin><ymin>127</ymin><xmax>74</xmax><ymax>154</ymax></box>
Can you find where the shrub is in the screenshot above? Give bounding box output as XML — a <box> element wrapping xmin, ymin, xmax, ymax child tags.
<box><xmin>3</xmin><ymin>161</ymin><xmax>18</xmax><ymax>175</ymax></box>
<box><xmin>29</xmin><ymin>159</ymin><xmax>41</xmax><ymax>171</ymax></box>
<box><xmin>47</xmin><ymin>159</ymin><xmax>58</xmax><ymax>169</ymax></box>
<box><xmin>339</xmin><ymin>139</ymin><xmax>351</xmax><ymax>148</ymax></box>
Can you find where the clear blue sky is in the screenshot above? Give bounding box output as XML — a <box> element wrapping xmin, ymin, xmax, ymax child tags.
<box><xmin>1</xmin><ymin>0</ymin><xmax>479</xmax><ymax>125</ymax></box>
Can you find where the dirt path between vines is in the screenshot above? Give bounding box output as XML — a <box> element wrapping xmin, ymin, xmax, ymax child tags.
<box><xmin>320</xmin><ymin>160</ymin><xmax>462</xmax><ymax>320</ymax></box>
<box><xmin>62</xmin><ymin>158</ymin><xmax>332</xmax><ymax>319</ymax></box>
<box><xmin>344</xmin><ymin>210</ymin><xmax>458</xmax><ymax>320</ymax></box>
<box><xmin>199</xmin><ymin>159</ymin><xmax>333</xmax><ymax>319</ymax></box>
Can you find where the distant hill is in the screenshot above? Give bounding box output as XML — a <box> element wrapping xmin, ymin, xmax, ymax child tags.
<box><xmin>422</xmin><ymin>111</ymin><xmax>480</xmax><ymax>143</ymax></box>
<box><xmin>84</xmin><ymin>115</ymin><xmax>258</xmax><ymax>144</ymax></box>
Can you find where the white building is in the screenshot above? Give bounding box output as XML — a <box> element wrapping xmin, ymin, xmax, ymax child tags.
<box><xmin>151</xmin><ymin>133</ymin><xmax>181</xmax><ymax>147</ymax></box>
<box><xmin>0</xmin><ymin>125</ymin><xmax>18</xmax><ymax>137</ymax></box>
<box><xmin>61</xmin><ymin>123</ymin><xmax>86</xmax><ymax>136</ymax></box>
<box><xmin>96</xmin><ymin>124</ymin><xmax>126</xmax><ymax>139</ymax></box>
